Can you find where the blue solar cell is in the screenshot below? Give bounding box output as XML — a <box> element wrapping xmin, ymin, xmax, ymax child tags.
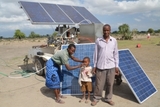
<box><xmin>61</xmin><ymin>43</ymin><xmax>95</xmax><ymax>95</ymax></box>
<box><xmin>119</xmin><ymin>49</ymin><xmax>157</xmax><ymax>103</ymax></box>
<box><xmin>56</xmin><ymin>5</ymin><xmax>88</xmax><ymax>24</ymax></box>
<box><xmin>40</xmin><ymin>3</ymin><xmax>74</xmax><ymax>24</ymax></box>
<box><xmin>73</xmin><ymin>6</ymin><xmax>101</xmax><ymax>23</ymax></box>
<box><xmin>19</xmin><ymin>1</ymin><xmax>53</xmax><ymax>23</ymax></box>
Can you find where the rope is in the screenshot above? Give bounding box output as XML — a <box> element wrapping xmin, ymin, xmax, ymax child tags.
<box><xmin>0</xmin><ymin>57</ymin><xmax>46</xmax><ymax>79</ymax></box>
<box><xmin>0</xmin><ymin>66</ymin><xmax>46</xmax><ymax>79</ymax></box>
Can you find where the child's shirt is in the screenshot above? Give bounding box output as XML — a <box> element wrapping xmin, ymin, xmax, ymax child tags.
<box><xmin>78</xmin><ymin>66</ymin><xmax>93</xmax><ymax>86</ymax></box>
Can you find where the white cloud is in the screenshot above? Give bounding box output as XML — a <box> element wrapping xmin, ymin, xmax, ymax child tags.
<box><xmin>134</xmin><ymin>18</ymin><xmax>141</xmax><ymax>22</ymax></box>
<box><xmin>0</xmin><ymin>15</ymin><xmax>26</xmax><ymax>23</ymax></box>
<box><xmin>0</xmin><ymin>22</ymin><xmax>53</xmax><ymax>31</ymax></box>
<box><xmin>0</xmin><ymin>0</ymin><xmax>160</xmax><ymax>37</ymax></box>
<box><xmin>83</xmin><ymin>0</ymin><xmax>160</xmax><ymax>15</ymax></box>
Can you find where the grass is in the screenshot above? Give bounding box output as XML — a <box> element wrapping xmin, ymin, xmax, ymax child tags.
<box><xmin>118</xmin><ymin>36</ymin><xmax>160</xmax><ymax>49</ymax></box>
<box><xmin>1</xmin><ymin>35</ymin><xmax>160</xmax><ymax>49</ymax></box>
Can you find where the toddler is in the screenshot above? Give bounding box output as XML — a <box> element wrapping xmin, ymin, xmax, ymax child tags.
<box><xmin>78</xmin><ymin>57</ymin><xmax>93</xmax><ymax>103</ymax></box>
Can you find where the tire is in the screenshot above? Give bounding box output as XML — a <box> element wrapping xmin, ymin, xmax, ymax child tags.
<box><xmin>34</xmin><ymin>58</ymin><xmax>45</xmax><ymax>76</ymax></box>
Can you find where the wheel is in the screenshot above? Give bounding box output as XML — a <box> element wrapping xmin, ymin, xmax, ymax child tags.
<box><xmin>34</xmin><ymin>58</ymin><xmax>45</xmax><ymax>76</ymax></box>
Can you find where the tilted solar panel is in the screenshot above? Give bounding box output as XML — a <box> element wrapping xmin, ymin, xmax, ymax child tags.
<box><xmin>18</xmin><ymin>1</ymin><xmax>101</xmax><ymax>25</ymax></box>
<box><xmin>41</xmin><ymin>3</ymin><xmax>74</xmax><ymax>24</ymax></box>
<box><xmin>60</xmin><ymin>44</ymin><xmax>157</xmax><ymax>103</ymax></box>
<box><xmin>119</xmin><ymin>49</ymin><xmax>157</xmax><ymax>103</ymax></box>
<box><xmin>58</xmin><ymin>4</ymin><xmax>88</xmax><ymax>24</ymax></box>
<box><xmin>61</xmin><ymin>43</ymin><xmax>95</xmax><ymax>95</ymax></box>
<box><xmin>20</xmin><ymin>1</ymin><xmax>53</xmax><ymax>23</ymax></box>
<box><xmin>73</xmin><ymin>6</ymin><xmax>101</xmax><ymax>23</ymax></box>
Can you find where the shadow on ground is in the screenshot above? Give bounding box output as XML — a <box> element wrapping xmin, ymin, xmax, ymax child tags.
<box><xmin>40</xmin><ymin>86</ymin><xmax>92</xmax><ymax>102</ymax></box>
<box><xmin>113</xmin><ymin>81</ymin><xmax>137</xmax><ymax>103</ymax></box>
<box><xmin>18</xmin><ymin>63</ymin><xmax>35</xmax><ymax>72</ymax></box>
<box><xmin>39</xmin><ymin>77</ymin><xmax>137</xmax><ymax>103</ymax></box>
<box><xmin>40</xmin><ymin>86</ymin><xmax>55</xmax><ymax>99</ymax></box>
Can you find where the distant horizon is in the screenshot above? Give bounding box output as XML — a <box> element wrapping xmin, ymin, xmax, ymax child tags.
<box><xmin>2</xmin><ymin>24</ymin><xmax>160</xmax><ymax>38</ymax></box>
<box><xmin>1</xmin><ymin>26</ymin><xmax>159</xmax><ymax>38</ymax></box>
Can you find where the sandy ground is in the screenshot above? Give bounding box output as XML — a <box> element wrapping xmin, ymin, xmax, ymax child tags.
<box><xmin>0</xmin><ymin>38</ymin><xmax>160</xmax><ymax>107</ymax></box>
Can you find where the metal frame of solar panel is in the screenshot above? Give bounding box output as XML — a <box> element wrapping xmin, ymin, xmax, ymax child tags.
<box><xmin>18</xmin><ymin>1</ymin><xmax>101</xmax><ymax>25</ymax></box>
<box><xmin>119</xmin><ymin>49</ymin><xmax>157</xmax><ymax>103</ymax></box>
<box><xmin>60</xmin><ymin>43</ymin><xmax>95</xmax><ymax>95</ymax></box>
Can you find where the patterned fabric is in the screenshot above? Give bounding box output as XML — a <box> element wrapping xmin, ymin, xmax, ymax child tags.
<box><xmin>45</xmin><ymin>58</ymin><xmax>62</xmax><ymax>89</ymax></box>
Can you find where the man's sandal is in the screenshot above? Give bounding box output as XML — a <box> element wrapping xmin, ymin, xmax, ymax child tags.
<box><xmin>106</xmin><ymin>101</ymin><xmax>115</xmax><ymax>106</ymax></box>
<box><xmin>55</xmin><ymin>99</ymin><xmax>65</xmax><ymax>104</ymax></box>
<box><xmin>91</xmin><ymin>100</ymin><xmax>99</xmax><ymax>106</ymax></box>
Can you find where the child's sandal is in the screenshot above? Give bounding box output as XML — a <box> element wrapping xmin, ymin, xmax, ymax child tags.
<box><xmin>55</xmin><ymin>99</ymin><xmax>65</xmax><ymax>104</ymax></box>
<box><xmin>79</xmin><ymin>98</ymin><xmax>85</xmax><ymax>103</ymax></box>
<box><xmin>85</xmin><ymin>99</ymin><xmax>90</xmax><ymax>103</ymax></box>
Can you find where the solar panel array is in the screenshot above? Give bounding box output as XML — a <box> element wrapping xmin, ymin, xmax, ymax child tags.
<box><xmin>61</xmin><ymin>43</ymin><xmax>95</xmax><ymax>95</ymax></box>
<box><xmin>18</xmin><ymin>1</ymin><xmax>101</xmax><ymax>25</ymax></box>
<box><xmin>119</xmin><ymin>49</ymin><xmax>157</xmax><ymax>103</ymax></box>
<box><xmin>60</xmin><ymin>44</ymin><xmax>157</xmax><ymax>103</ymax></box>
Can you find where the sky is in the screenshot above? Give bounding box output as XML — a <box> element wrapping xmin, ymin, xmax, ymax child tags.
<box><xmin>0</xmin><ymin>0</ymin><xmax>160</xmax><ymax>38</ymax></box>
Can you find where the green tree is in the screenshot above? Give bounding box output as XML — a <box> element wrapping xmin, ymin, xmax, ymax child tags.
<box><xmin>155</xmin><ymin>29</ymin><xmax>160</xmax><ymax>33</ymax></box>
<box><xmin>139</xmin><ymin>31</ymin><xmax>147</xmax><ymax>34</ymax></box>
<box><xmin>118</xmin><ymin>24</ymin><xmax>132</xmax><ymax>40</ymax></box>
<box><xmin>28</xmin><ymin>31</ymin><xmax>40</xmax><ymax>38</ymax></box>
<box><xmin>14</xmin><ymin>29</ymin><xmax>25</xmax><ymax>39</ymax></box>
<box><xmin>112</xmin><ymin>31</ymin><xmax>118</xmax><ymax>34</ymax></box>
<box><xmin>147</xmin><ymin>28</ymin><xmax>154</xmax><ymax>34</ymax></box>
<box><xmin>132</xmin><ymin>28</ymin><xmax>138</xmax><ymax>38</ymax></box>
<box><xmin>52</xmin><ymin>31</ymin><xmax>58</xmax><ymax>39</ymax></box>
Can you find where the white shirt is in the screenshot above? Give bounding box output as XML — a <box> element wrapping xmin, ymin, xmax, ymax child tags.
<box><xmin>78</xmin><ymin>66</ymin><xmax>93</xmax><ymax>86</ymax></box>
<box><xmin>93</xmin><ymin>36</ymin><xmax>119</xmax><ymax>69</ymax></box>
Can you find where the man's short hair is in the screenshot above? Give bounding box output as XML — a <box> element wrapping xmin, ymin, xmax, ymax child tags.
<box><xmin>68</xmin><ymin>44</ymin><xmax>76</xmax><ymax>49</ymax></box>
<box><xmin>103</xmin><ymin>24</ymin><xmax>111</xmax><ymax>29</ymax></box>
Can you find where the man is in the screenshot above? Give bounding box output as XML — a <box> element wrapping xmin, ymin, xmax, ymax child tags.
<box><xmin>91</xmin><ymin>24</ymin><xmax>119</xmax><ymax>106</ymax></box>
<box><xmin>45</xmin><ymin>44</ymin><xmax>83</xmax><ymax>104</ymax></box>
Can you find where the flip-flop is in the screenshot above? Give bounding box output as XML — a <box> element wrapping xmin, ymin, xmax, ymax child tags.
<box><xmin>55</xmin><ymin>99</ymin><xmax>65</xmax><ymax>104</ymax></box>
<box><xmin>91</xmin><ymin>100</ymin><xmax>99</xmax><ymax>106</ymax></box>
<box><xmin>79</xmin><ymin>98</ymin><xmax>85</xmax><ymax>103</ymax></box>
<box><xmin>85</xmin><ymin>99</ymin><xmax>90</xmax><ymax>103</ymax></box>
<box><xmin>106</xmin><ymin>101</ymin><xmax>115</xmax><ymax>106</ymax></box>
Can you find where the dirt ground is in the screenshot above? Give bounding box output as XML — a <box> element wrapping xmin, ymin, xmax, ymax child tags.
<box><xmin>0</xmin><ymin>38</ymin><xmax>160</xmax><ymax>107</ymax></box>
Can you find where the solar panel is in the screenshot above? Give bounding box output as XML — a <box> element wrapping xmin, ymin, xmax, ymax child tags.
<box><xmin>60</xmin><ymin>44</ymin><xmax>157</xmax><ymax>103</ymax></box>
<box><xmin>61</xmin><ymin>43</ymin><xmax>95</xmax><ymax>95</ymax></box>
<box><xmin>58</xmin><ymin>4</ymin><xmax>88</xmax><ymax>24</ymax></box>
<box><xmin>119</xmin><ymin>49</ymin><xmax>157</xmax><ymax>103</ymax></box>
<box><xmin>73</xmin><ymin>6</ymin><xmax>101</xmax><ymax>23</ymax></box>
<box><xmin>41</xmin><ymin>3</ymin><xmax>74</xmax><ymax>24</ymax></box>
<box><xmin>20</xmin><ymin>1</ymin><xmax>53</xmax><ymax>23</ymax></box>
<box><xmin>18</xmin><ymin>1</ymin><xmax>101</xmax><ymax>25</ymax></box>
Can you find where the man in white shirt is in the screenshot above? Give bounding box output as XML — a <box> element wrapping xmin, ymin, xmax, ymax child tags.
<box><xmin>91</xmin><ymin>24</ymin><xmax>119</xmax><ymax>106</ymax></box>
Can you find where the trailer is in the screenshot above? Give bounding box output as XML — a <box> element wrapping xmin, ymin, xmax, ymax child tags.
<box><xmin>18</xmin><ymin>1</ymin><xmax>105</xmax><ymax>76</ymax></box>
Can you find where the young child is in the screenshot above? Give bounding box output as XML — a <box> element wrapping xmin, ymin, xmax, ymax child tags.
<box><xmin>78</xmin><ymin>57</ymin><xmax>93</xmax><ymax>103</ymax></box>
